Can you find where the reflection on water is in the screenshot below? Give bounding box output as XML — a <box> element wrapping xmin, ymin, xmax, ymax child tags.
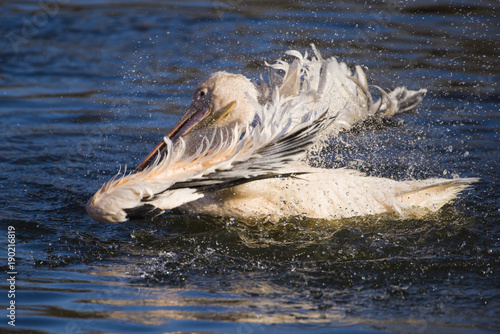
<box><xmin>0</xmin><ymin>0</ymin><xmax>499</xmax><ymax>333</ymax></box>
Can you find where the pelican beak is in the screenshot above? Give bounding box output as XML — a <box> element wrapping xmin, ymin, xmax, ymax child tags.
<box><xmin>134</xmin><ymin>101</ymin><xmax>236</xmax><ymax>173</ymax></box>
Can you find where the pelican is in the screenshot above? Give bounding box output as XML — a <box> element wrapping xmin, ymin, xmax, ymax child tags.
<box><xmin>87</xmin><ymin>47</ymin><xmax>477</xmax><ymax>223</ymax></box>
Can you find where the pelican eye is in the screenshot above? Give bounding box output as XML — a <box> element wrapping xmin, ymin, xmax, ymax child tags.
<box><xmin>197</xmin><ymin>88</ymin><xmax>208</xmax><ymax>100</ymax></box>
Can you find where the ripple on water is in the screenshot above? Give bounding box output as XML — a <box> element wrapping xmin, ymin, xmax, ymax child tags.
<box><xmin>0</xmin><ymin>0</ymin><xmax>498</xmax><ymax>333</ymax></box>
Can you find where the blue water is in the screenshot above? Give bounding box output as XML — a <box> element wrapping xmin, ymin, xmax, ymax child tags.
<box><xmin>1</xmin><ymin>1</ymin><xmax>499</xmax><ymax>333</ymax></box>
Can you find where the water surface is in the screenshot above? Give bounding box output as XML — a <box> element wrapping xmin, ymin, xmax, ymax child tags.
<box><xmin>0</xmin><ymin>1</ymin><xmax>499</xmax><ymax>333</ymax></box>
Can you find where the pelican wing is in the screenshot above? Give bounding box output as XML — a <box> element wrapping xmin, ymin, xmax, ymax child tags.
<box><xmin>159</xmin><ymin>111</ymin><xmax>334</xmax><ymax>194</ymax></box>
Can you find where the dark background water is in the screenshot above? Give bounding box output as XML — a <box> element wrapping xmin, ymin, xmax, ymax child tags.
<box><xmin>0</xmin><ymin>0</ymin><xmax>499</xmax><ymax>333</ymax></box>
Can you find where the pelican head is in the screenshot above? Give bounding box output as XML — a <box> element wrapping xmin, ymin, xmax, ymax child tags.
<box><xmin>87</xmin><ymin>71</ymin><xmax>261</xmax><ymax>223</ymax></box>
<box><xmin>135</xmin><ymin>72</ymin><xmax>259</xmax><ymax>172</ymax></box>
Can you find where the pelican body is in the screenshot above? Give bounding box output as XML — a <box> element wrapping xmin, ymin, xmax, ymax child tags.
<box><xmin>87</xmin><ymin>47</ymin><xmax>477</xmax><ymax>223</ymax></box>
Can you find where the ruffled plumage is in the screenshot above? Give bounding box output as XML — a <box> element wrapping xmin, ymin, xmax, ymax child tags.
<box><xmin>87</xmin><ymin>46</ymin><xmax>475</xmax><ymax>223</ymax></box>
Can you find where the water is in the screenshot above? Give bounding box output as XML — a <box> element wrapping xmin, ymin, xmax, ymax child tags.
<box><xmin>1</xmin><ymin>0</ymin><xmax>499</xmax><ymax>333</ymax></box>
